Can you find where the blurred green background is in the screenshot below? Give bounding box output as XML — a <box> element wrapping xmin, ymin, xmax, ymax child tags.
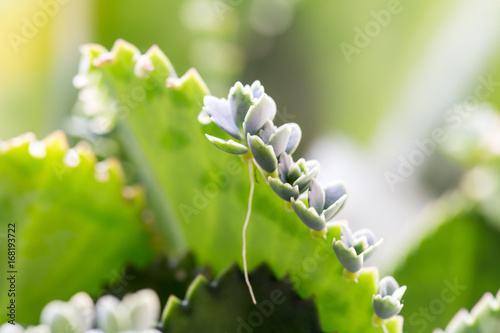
<box><xmin>2</xmin><ymin>0</ymin><xmax>500</xmax><ymax>332</ymax></box>
<box><xmin>4</xmin><ymin>0</ymin><xmax>500</xmax><ymax>144</ymax></box>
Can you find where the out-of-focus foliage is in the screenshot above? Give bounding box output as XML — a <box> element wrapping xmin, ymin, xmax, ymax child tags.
<box><xmin>392</xmin><ymin>108</ymin><xmax>500</xmax><ymax>333</ymax></box>
<box><xmin>105</xmin><ymin>253</ymin><xmax>210</xmax><ymax>307</ymax></box>
<box><xmin>392</xmin><ymin>194</ymin><xmax>500</xmax><ymax>333</ymax></box>
<box><xmin>0</xmin><ymin>131</ymin><xmax>154</xmax><ymax>324</ymax></box>
<box><xmin>440</xmin><ymin>106</ymin><xmax>500</xmax><ymax>230</ymax></box>
<box><xmin>162</xmin><ymin>265</ymin><xmax>323</xmax><ymax>333</ymax></box>
<box><xmin>5</xmin><ymin>0</ymin><xmax>500</xmax><ymax>146</ymax></box>
<box><xmin>1</xmin><ymin>289</ymin><xmax>162</xmax><ymax>333</ymax></box>
<box><xmin>435</xmin><ymin>289</ymin><xmax>500</xmax><ymax>333</ymax></box>
<box><xmin>0</xmin><ymin>0</ymin><xmax>89</xmax><ymax>139</ymax></box>
<box><xmin>248</xmin><ymin>0</ymin><xmax>458</xmax><ymax>141</ymax></box>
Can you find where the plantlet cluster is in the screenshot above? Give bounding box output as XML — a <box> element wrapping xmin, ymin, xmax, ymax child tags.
<box><xmin>373</xmin><ymin>277</ymin><xmax>407</xmax><ymax>326</ymax></box>
<box><xmin>0</xmin><ymin>290</ymin><xmax>161</xmax><ymax>333</ymax></box>
<box><xmin>201</xmin><ymin>80</ymin><xmax>406</xmax><ymax>323</ymax></box>
<box><xmin>332</xmin><ymin>225</ymin><xmax>383</xmax><ymax>280</ymax></box>
<box><xmin>201</xmin><ymin>81</ymin><xmax>347</xmax><ymax>236</ymax></box>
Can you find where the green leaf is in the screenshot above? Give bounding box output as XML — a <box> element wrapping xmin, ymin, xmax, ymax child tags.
<box><xmin>205</xmin><ymin>134</ymin><xmax>249</xmax><ymax>155</ymax></box>
<box><xmin>162</xmin><ymin>264</ymin><xmax>322</xmax><ymax>333</ymax></box>
<box><xmin>76</xmin><ymin>40</ymin><xmax>402</xmax><ymax>332</ymax></box>
<box><xmin>0</xmin><ymin>131</ymin><xmax>154</xmax><ymax>324</ymax></box>
<box><xmin>391</xmin><ymin>193</ymin><xmax>500</xmax><ymax>333</ymax></box>
<box><xmin>434</xmin><ymin>289</ymin><xmax>500</xmax><ymax>333</ymax></box>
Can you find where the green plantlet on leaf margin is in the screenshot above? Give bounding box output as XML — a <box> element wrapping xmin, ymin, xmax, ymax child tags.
<box><xmin>372</xmin><ymin>276</ymin><xmax>407</xmax><ymax>328</ymax></box>
<box><xmin>291</xmin><ymin>179</ymin><xmax>348</xmax><ymax>236</ymax></box>
<box><xmin>1</xmin><ymin>290</ymin><xmax>162</xmax><ymax>333</ymax></box>
<box><xmin>332</xmin><ymin>225</ymin><xmax>383</xmax><ymax>281</ymax></box>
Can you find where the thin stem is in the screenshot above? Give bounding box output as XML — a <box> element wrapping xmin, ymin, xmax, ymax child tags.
<box><xmin>243</xmin><ymin>160</ymin><xmax>257</xmax><ymax>304</ymax></box>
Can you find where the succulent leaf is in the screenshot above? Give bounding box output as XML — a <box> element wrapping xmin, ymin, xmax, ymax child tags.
<box><xmin>249</xmin><ymin>80</ymin><xmax>264</xmax><ymax>100</ymax></box>
<box><xmin>332</xmin><ymin>239</ymin><xmax>364</xmax><ymax>273</ymax></box>
<box><xmin>278</xmin><ymin>153</ymin><xmax>293</xmax><ymax>182</ymax></box>
<box><xmin>290</xmin><ymin>197</ymin><xmax>326</xmax><ymax>231</ymax></box>
<box><xmin>268</xmin><ymin>177</ymin><xmax>300</xmax><ymax>201</ymax></box>
<box><xmin>333</xmin><ymin>225</ymin><xmax>382</xmax><ymax>273</ymax></box>
<box><xmin>68</xmin><ymin>292</ymin><xmax>94</xmax><ymax>331</ymax></box>
<box><xmin>202</xmin><ymin>96</ymin><xmax>242</xmax><ymax>140</ymax></box>
<box><xmin>229</xmin><ymin>82</ymin><xmax>253</xmax><ymax>128</ymax></box>
<box><xmin>373</xmin><ymin>276</ymin><xmax>406</xmax><ymax>320</ymax></box>
<box><xmin>285</xmin><ymin>123</ymin><xmax>302</xmax><ymax>155</ymax></box>
<box><xmin>324</xmin><ymin>181</ymin><xmax>348</xmax><ymax>209</ymax></box>
<box><xmin>293</xmin><ymin>167</ymin><xmax>319</xmax><ymax>193</ymax></box>
<box><xmin>324</xmin><ymin>194</ymin><xmax>348</xmax><ymax>221</ymax></box>
<box><xmin>40</xmin><ymin>301</ymin><xmax>82</xmax><ymax>333</ymax></box>
<box><xmin>205</xmin><ymin>134</ymin><xmax>248</xmax><ymax>155</ymax></box>
<box><xmin>247</xmin><ymin>134</ymin><xmax>278</xmax><ymax>173</ymax></box>
<box><xmin>242</xmin><ymin>94</ymin><xmax>277</xmax><ymax>136</ymax></box>
<box><xmin>122</xmin><ymin>289</ymin><xmax>161</xmax><ymax>331</ymax></box>
<box><xmin>373</xmin><ymin>295</ymin><xmax>404</xmax><ymax>320</ymax></box>
<box><xmin>259</xmin><ymin>120</ymin><xmax>277</xmax><ymax>143</ymax></box>
<box><xmin>309</xmin><ymin>179</ymin><xmax>326</xmax><ymax>214</ymax></box>
<box><xmin>268</xmin><ymin>124</ymin><xmax>291</xmax><ymax>157</ymax></box>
